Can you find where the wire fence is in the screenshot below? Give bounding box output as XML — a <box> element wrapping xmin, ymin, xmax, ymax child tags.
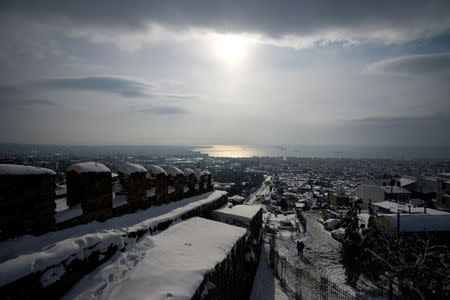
<box><xmin>267</xmin><ymin>234</ymin><xmax>360</xmax><ymax>300</ymax></box>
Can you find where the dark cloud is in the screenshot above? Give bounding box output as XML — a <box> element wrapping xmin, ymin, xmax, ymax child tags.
<box><xmin>0</xmin><ymin>84</ymin><xmax>56</xmax><ymax>108</ymax></box>
<box><xmin>1</xmin><ymin>1</ymin><xmax>449</xmax><ymax>40</ymax></box>
<box><xmin>342</xmin><ymin>113</ymin><xmax>450</xmax><ymax>145</ymax></box>
<box><xmin>1</xmin><ymin>98</ymin><xmax>56</xmax><ymax>108</ymax></box>
<box><xmin>365</xmin><ymin>52</ymin><xmax>450</xmax><ymax>75</ymax></box>
<box><xmin>137</xmin><ymin>106</ymin><xmax>188</xmax><ymax>115</ymax></box>
<box><xmin>33</xmin><ymin>76</ymin><xmax>151</xmax><ymax>97</ymax></box>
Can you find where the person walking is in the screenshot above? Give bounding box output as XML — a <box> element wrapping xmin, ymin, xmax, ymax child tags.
<box><xmin>297</xmin><ymin>240</ymin><xmax>305</xmax><ymax>257</ymax></box>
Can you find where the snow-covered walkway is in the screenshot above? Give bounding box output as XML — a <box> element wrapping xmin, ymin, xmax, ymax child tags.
<box><xmin>250</xmin><ymin>245</ymin><xmax>291</xmax><ymax>300</ymax></box>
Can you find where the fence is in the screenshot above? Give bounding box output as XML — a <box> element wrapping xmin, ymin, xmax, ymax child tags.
<box><xmin>267</xmin><ymin>233</ymin><xmax>359</xmax><ymax>300</ymax></box>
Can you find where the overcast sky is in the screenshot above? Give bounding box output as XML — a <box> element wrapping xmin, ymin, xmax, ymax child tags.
<box><xmin>0</xmin><ymin>0</ymin><xmax>449</xmax><ymax>146</ymax></box>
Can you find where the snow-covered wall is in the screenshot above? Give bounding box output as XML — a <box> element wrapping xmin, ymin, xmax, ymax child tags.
<box><xmin>1</xmin><ymin>163</ymin><xmax>215</xmax><ymax>241</ymax></box>
<box><xmin>63</xmin><ymin>217</ymin><xmax>247</xmax><ymax>299</ymax></box>
<box><xmin>0</xmin><ymin>191</ymin><xmax>228</xmax><ymax>299</ymax></box>
<box><xmin>212</xmin><ymin>204</ymin><xmax>263</xmax><ymax>297</ymax></box>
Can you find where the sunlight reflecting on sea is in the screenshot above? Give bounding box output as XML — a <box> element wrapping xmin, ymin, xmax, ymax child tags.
<box><xmin>192</xmin><ymin>145</ymin><xmax>264</xmax><ymax>158</ymax></box>
<box><xmin>191</xmin><ymin>144</ymin><xmax>450</xmax><ymax>159</ymax></box>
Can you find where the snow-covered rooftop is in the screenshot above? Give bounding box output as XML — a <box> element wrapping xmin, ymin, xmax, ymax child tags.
<box><xmin>382</xmin><ymin>214</ymin><xmax>450</xmax><ymax>232</ymax></box>
<box><xmin>166</xmin><ymin>166</ymin><xmax>183</xmax><ymax>177</ymax></box>
<box><xmin>0</xmin><ymin>164</ymin><xmax>56</xmax><ymax>176</ymax></box>
<box><xmin>148</xmin><ymin>165</ymin><xmax>167</xmax><ymax>176</ymax></box>
<box><xmin>373</xmin><ymin>200</ymin><xmax>449</xmax><ymax>215</ymax></box>
<box><xmin>64</xmin><ymin>217</ymin><xmax>246</xmax><ymax>299</ymax></box>
<box><xmin>380</xmin><ymin>186</ymin><xmax>411</xmax><ymax>194</ymax></box>
<box><xmin>213</xmin><ymin>204</ymin><xmax>261</xmax><ymax>227</ymax></box>
<box><xmin>67</xmin><ymin>162</ymin><xmax>110</xmax><ymax>174</ymax></box>
<box><xmin>117</xmin><ymin>163</ymin><xmax>146</xmax><ymax>174</ymax></box>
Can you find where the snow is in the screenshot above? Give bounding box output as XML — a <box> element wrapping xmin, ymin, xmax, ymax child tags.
<box><xmin>373</xmin><ymin>200</ymin><xmax>449</xmax><ymax>215</ymax></box>
<box><xmin>146</xmin><ymin>188</ymin><xmax>155</xmax><ymax>197</ymax></box>
<box><xmin>183</xmin><ymin>168</ymin><xmax>194</xmax><ymax>177</ymax></box>
<box><xmin>229</xmin><ymin>195</ymin><xmax>245</xmax><ymax>203</ymax></box>
<box><xmin>274</xmin><ymin>211</ymin><xmax>355</xmax><ymax>296</ymax></box>
<box><xmin>248</xmin><ymin>175</ymin><xmax>273</xmax><ymax>205</ymax></box>
<box><xmin>202</xmin><ymin>169</ymin><xmax>211</xmax><ymax>175</ymax></box>
<box><xmin>55</xmin><ymin>198</ymin><xmax>69</xmax><ymax>212</ymax></box>
<box><xmin>382</xmin><ymin>214</ymin><xmax>450</xmax><ymax>232</ymax></box>
<box><xmin>63</xmin><ymin>217</ymin><xmax>246</xmax><ymax>300</ymax></box>
<box><xmin>113</xmin><ymin>195</ymin><xmax>128</xmax><ymax>208</ymax></box>
<box><xmin>0</xmin><ymin>164</ymin><xmax>56</xmax><ymax>175</ymax></box>
<box><xmin>166</xmin><ymin>166</ymin><xmax>183</xmax><ymax>177</ymax></box>
<box><xmin>324</xmin><ymin>219</ymin><xmax>341</xmax><ymax>230</ymax></box>
<box><xmin>168</xmin><ymin>186</ymin><xmax>175</xmax><ymax>194</ymax></box>
<box><xmin>380</xmin><ymin>186</ymin><xmax>411</xmax><ymax>194</ymax></box>
<box><xmin>117</xmin><ymin>163</ymin><xmax>146</xmax><ymax>175</ymax></box>
<box><xmin>55</xmin><ymin>204</ymin><xmax>83</xmax><ymax>223</ymax></box>
<box><xmin>250</xmin><ymin>246</ymin><xmax>290</xmax><ymax>300</ymax></box>
<box><xmin>148</xmin><ymin>165</ymin><xmax>167</xmax><ymax>176</ymax></box>
<box><xmin>213</xmin><ymin>204</ymin><xmax>261</xmax><ymax>227</ymax></box>
<box><xmin>41</xmin><ymin>265</ymin><xmax>66</xmax><ymax>287</ymax></box>
<box><xmin>194</xmin><ymin>168</ymin><xmax>202</xmax><ymax>181</ymax></box>
<box><xmin>0</xmin><ymin>191</ymin><xmax>228</xmax><ymax>287</ymax></box>
<box><xmin>410</xmin><ymin>198</ymin><xmax>425</xmax><ymax>206</ymax></box>
<box><xmin>67</xmin><ymin>162</ymin><xmax>110</xmax><ymax>174</ymax></box>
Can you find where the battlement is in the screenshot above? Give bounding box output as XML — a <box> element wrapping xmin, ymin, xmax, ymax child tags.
<box><xmin>0</xmin><ymin>163</ymin><xmax>214</xmax><ymax>240</ymax></box>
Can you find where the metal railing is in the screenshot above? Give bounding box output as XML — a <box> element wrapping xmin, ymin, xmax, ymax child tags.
<box><xmin>267</xmin><ymin>234</ymin><xmax>359</xmax><ymax>300</ymax></box>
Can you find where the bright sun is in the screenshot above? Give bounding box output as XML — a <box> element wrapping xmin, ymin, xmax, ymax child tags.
<box><xmin>214</xmin><ymin>34</ymin><xmax>249</xmax><ymax>65</ymax></box>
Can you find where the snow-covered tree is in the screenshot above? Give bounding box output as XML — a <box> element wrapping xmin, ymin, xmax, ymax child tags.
<box><xmin>340</xmin><ymin>201</ymin><xmax>362</xmax><ymax>287</ymax></box>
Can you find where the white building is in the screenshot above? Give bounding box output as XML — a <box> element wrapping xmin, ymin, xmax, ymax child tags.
<box><xmin>356</xmin><ymin>180</ymin><xmax>385</xmax><ymax>209</ymax></box>
<box><xmin>436</xmin><ymin>173</ymin><xmax>450</xmax><ymax>211</ymax></box>
<box><xmin>356</xmin><ymin>179</ymin><xmax>412</xmax><ymax>209</ymax></box>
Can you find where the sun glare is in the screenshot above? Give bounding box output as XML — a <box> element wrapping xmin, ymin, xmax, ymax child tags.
<box><xmin>214</xmin><ymin>34</ymin><xmax>249</xmax><ymax>65</ymax></box>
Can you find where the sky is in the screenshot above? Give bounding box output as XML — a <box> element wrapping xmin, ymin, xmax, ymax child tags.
<box><xmin>0</xmin><ymin>0</ymin><xmax>449</xmax><ymax>146</ymax></box>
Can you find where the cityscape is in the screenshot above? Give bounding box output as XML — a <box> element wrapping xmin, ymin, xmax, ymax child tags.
<box><xmin>1</xmin><ymin>1</ymin><xmax>450</xmax><ymax>299</ymax></box>
<box><xmin>0</xmin><ymin>144</ymin><xmax>449</xmax><ymax>299</ymax></box>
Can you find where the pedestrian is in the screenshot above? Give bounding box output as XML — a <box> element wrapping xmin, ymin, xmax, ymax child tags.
<box><xmin>297</xmin><ymin>241</ymin><xmax>305</xmax><ymax>257</ymax></box>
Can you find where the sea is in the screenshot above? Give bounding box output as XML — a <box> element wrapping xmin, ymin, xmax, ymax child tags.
<box><xmin>191</xmin><ymin>145</ymin><xmax>450</xmax><ymax>159</ymax></box>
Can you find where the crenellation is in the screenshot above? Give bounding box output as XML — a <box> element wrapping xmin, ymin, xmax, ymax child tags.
<box><xmin>0</xmin><ymin>163</ymin><xmax>215</xmax><ymax>240</ymax></box>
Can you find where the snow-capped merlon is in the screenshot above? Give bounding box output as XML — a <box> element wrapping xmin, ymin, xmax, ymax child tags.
<box><xmin>0</xmin><ymin>164</ymin><xmax>56</xmax><ymax>176</ymax></box>
<box><xmin>194</xmin><ymin>169</ymin><xmax>203</xmax><ymax>181</ymax></box>
<box><xmin>148</xmin><ymin>165</ymin><xmax>167</xmax><ymax>176</ymax></box>
<box><xmin>67</xmin><ymin>162</ymin><xmax>110</xmax><ymax>174</ymax></box>
<box><xmin>117</xmin><ymin>163</ymin><xmax>146</xmax><ymax>175</ymax></box>
<box><xmin>166</xmin><ymin>166</ymin><xmax>183</xmax><ymax>177</ymax></box>
<box><xmin>183</xmin><ymin>168</ymin><xmax>194</xmax><ymax>177</ymax></box>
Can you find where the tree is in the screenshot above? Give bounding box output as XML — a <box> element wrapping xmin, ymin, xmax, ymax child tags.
<box><xmin>358</xmin><ymin>209</ymin><xmax>450</xmax><ymax>299</ymax></box>
<box><xmin>340</xmin><ymin>201</ymin><xmax>363</xmax><ymax>287</ymax></box>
